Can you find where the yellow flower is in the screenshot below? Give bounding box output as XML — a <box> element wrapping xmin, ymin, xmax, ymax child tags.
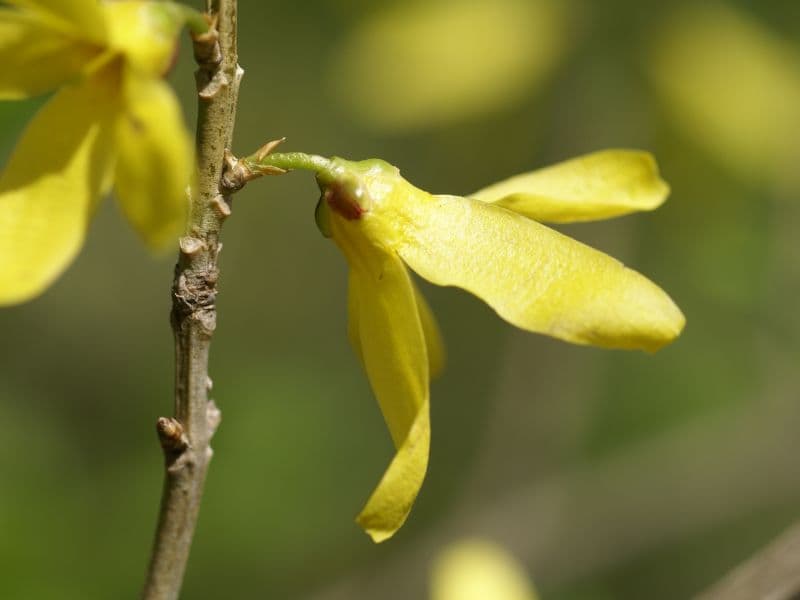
<box><xmin>0</xmin><ymin>0</ymin><xmax>196</xmax><ymax>305</ymax></box>
<box><xmin>430</xmin><ymin>539</ymin><xmax>539</xmax><ymax>600</ymax></box>
<box><xmin>327</xmin><ymin>0</ymin><xmax>566</xmax><ymax>132</ymax></box>
<box><xmin>649</xmin><ymin>2</ymin><xmax>800</xmax><ymax>186</ymax></box>
<box><xmin>249</xmin><ymin>148</ymin><xmax>685</xmax><ymax>542</ymax></box>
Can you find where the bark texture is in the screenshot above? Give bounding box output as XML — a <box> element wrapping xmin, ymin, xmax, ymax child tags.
<box><xmin>142</xmin><ymin>1</ymin><xmax>241</xmax><ymax>598</ymax></box>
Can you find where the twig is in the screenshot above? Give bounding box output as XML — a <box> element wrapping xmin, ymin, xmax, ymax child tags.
<box><xmin>141</xmin><ymin>1</ymin><xmax>242</xmax><ymax>598</ymax></box>
<box><xmin>695</xmin><ymin>522</ymin><xmax>800</xmax><ymax>600</ymax></box>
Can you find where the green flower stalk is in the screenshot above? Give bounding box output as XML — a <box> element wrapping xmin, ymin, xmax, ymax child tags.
<box><xmin>245</xmin><ymin>147</ymin><xmax>685</xmax><ymax>541</ymax></box>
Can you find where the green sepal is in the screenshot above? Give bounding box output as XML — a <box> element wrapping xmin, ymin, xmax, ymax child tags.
<box><xmin>315</xmin><ymin>196</ymin><xmax>332</xmax><ymax>238</ymax></box>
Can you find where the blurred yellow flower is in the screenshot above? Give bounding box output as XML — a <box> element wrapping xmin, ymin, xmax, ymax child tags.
<box><xmin>430</xmin><ymin>539</ymin><xmax>538</xmax><ymax>600</ymax></box>
<box><xmin>326</xmin><ymin>0</ymin><xmax>567</xmax><ymax>132</ymax></box>
<box><xmin>253</xmin><ymin>149</ymin><xmax>684</xmax><ymax>541</ymax></box>
<box><xmin>649</xmin><ymin>2</ymin><xmax>800</xmax><ymax>186</ymax></box>
<box><xmin>0</xmin><ymin>0</ymin><xmax>195</xmax><ymax>305</ymax></box>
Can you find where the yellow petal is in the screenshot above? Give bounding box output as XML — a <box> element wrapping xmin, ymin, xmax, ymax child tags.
<box><xmin>344</xmin><ymin>255</ymin><xmax>426</xmax><ymax>448</ymax></box>
<box><xmin>413</xmin><ymin>280</ymin><xmax>446</xmax><ymax>379</ymax></box>
<box><xmin>315</xmin><ymin>157</ymin><xmax>683</xmax><ymax>352</ymax></box>
<box><xmin>114</xmin><ymin>69</ymin><xmax>191</xmax><ymax>249</ymax></box>
<box><xmin>649</xmin><ymin>3</ymin><xmax>800</xmax><ymax>180</ymax></box>
<box><xmin>431</xmin><ymin>539</ymin><xmax>539</xmax><ymax>600</ymax></box>
<box><xmin>6</xmin><ymin>0</ymin><xmax>107</xmax><ymax>42</ymax></box>
<box><xmin>394</xmin><ymin>193</ymin><xmax>684</xmax><ymax>351</ymax></box>
<box><xmin>348</xmin><ymin>241</ymin><xmax>445</xmax><ymax>382</ymax></box>
<box><xmin>335</xmin><ymin>219</ymin><xmax>430</xmax><ymax>542</ymax></box>
<box><xmin>0</xmin><ymin>71</ymin><xmax>117</xmax><ymax>305</ymax></box>
<box><xmin>394</xmin><ymin>193</ymin><xmax>684</xmax><ymax>352</ymax></box>
<box><xmin>104</xmin><ymin>1</ymin><xmax>186</xmax><ymax>76</ymax></box>
<box><xmin>471</xmin><ymin>150</ymin><xmax>670</xmax><ymax>223</ymax></box>
<box><xmin>356</xmin><ymin>394</ymin><xmax>429</xmax><ymax>543</ymax></box>
<box><xmin>0</xmin><ymin>8</ymin><xmax>103</xmax><ymax>99</ymax></box>
<box><xmin>327</xmin><ymin>0</ymin><xmax>565</xmax><ymax>132</ymax></box>
<box><xmin>346</xmin><ymin>269</ymin><xmax>364</xmax><ymax>365</ymax></box>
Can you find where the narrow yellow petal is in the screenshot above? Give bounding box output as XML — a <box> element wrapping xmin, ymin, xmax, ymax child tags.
<box><xmin>0</xmin><ymin>9</ymin><xmax>103</xmax><ymax>99</ymax></box>
<box><xmin>395</xmin><ymin>194</ymin><xmax>684</xmax><ymax>351</ymax></box>
<box><xmin>351</xmin><ymin>256</ymin><xmax>426</xmax><ymax>439</ymax></box>
<box><xmin>0</xmin><ymin>72</ymin><xmax>117</xmax><ymax>305</ymax></box>
<box><xmin>349</xmin><ymin>252</ymin><xmax>445</xmax><ymax>380</ymax></box>
<box><xmin>347</xmin><ymin>268</ymin><xmax>364</xmax><ymax>365</ymax></box>
<box><xmin>471</xmin><ymin>150</ymin><xmax>669</xmax><ymax>223</ymax></box>
<box><xmin>6</xmin><ymin>0</ymin><xmax>106</xmax><ymax>42</ymax></box>
<box><xmin>334</xmin><ymin>219</ymin><xmax>430</xmax><ymax>541</ymax></box>
<box><xmin>114</xmin><ymin>69</ymin><xmax>191</xmax><ymax>250</ymax></box>
<box><xmin>413</xmin><ymin>280</ymin><xmax>446</xmax><ymax>379</ymax></box>
<box><xmin>431</xmin><ymin>540</ymin><xmax>539</xmax><ymax>600</ymax></box>
<box><xmin>356</xmin><ymin>395</ymin><xmax>430</xmax><ymax>543</ymax></box>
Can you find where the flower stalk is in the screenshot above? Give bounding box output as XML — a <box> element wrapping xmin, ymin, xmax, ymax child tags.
<box><xmin>141</xmin><ymin>1</ymin><xmax>242</xmax><ymax>599</ymax></box>
<box><xmin>243</xmin><ymin>149</ymin><xmax>332</xmax><ymax>175</ymax></box>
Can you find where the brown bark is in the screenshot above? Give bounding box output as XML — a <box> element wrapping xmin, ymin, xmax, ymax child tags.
<box><xmin>141</xmin><ymin>2</ymin><xmax>241</xmax><ymax>598</ymax></box>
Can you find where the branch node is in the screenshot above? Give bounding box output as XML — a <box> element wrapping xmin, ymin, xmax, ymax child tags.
<box><xmin>223</xmin><ymin>138</ymin><xmax>290</xmax><ymax>192</ymax></box>
<box><xmin>207</xmin><ymin>400</ymin><xmax>222</xmax><ymax>436</ymax></box>
<box><xmin>156</xmin><ymin>417</ymin><xmax>189</xmax><ymax>455</ymax></box>
<box><xmin>197</xmin><ymin>70</ymin><xmax>229</xmax><ymax>100</ymax></box>
<box><xmin>171</xmin><ymin>265</ymin><xmax>219</xmax><ymax>331</ymax></box>
<box><xmin>211</xmin><ymin>194</ymin><xmax>232</xmax><ymax>218</ymax></box>
<box><xmin>179</xmin><ymin>236</ymin><xmax>204</xmax><ymax>256</ymax></box>
<box><xmin>191</xmin><ymin>13</ymin><xmax>221</xmax><ymax>68</ymax></box>
<box><xmin>220</xmin><ymin>149</ymin><xmax>249</xmax><ymax>193</ymax></box>
<box><xmin>195</xmin><ymin>310</ymin><xmax>217</xmax><ymax>337</ymax></box>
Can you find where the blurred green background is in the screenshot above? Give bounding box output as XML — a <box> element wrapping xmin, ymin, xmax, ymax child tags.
<box><xmin>2</xmin><ymin>0</ymin><xmax>799</xmax><ymax>598</ymax></box>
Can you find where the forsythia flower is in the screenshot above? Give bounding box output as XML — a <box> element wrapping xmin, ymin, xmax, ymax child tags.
<box><xmin>0</xmin><ymin>0</ymin><xmax>195</xmax><ymax>305</ymax></box>
<box><xmin>431</xmin><ymin>539</ymin><xmax>539</xmax><ymax>600</ymax></box>
<box><xmin>649</xmin><ymin>2</ymin><xmax>800</xmax><ymax>185</ymax></box>
<box><xmin>256</xmin><ymin>149</ymin><xmax>684</xmax><ymax>542</ymax></box>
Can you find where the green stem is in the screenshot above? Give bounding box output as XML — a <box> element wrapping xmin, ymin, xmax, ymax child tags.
<box><xmin>180</xmin><ymin>6</ymin><xmax>211</xmax><ymax>35</ymax></box>
<box><xmin>244</xmin><ymin>152</ymin><xmax>332</xmax><ymax>175</ymax></box>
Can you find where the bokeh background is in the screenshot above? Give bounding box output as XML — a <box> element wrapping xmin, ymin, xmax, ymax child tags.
<box><xmin>2</xmin><ymin>0</ymin><xmax>799</xmax><ymax>597</ymax></box>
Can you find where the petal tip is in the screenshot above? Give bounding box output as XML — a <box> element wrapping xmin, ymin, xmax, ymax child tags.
<box><xmin>356</xmin><ymin>517</ymin><xmax>399</xmax><ymax>544</ymax></box>
<box><xmin>615</xmin><ymin>149</ymin><xmax>671</xmax><ymax>212</ymax></box>
<box><xmin>644</xmin><ymin>153</ymin><xmax>671</xmax><ymax>210</ymax></box>
<box><xmin>0</xmin><ymin>285</ymin><xmax>44</xmax><ymax>307</ymax></box>
<box><xmin>641</xmin><ymin>299</ymin><xmax>686</xmax><ymax>353</ymax></box>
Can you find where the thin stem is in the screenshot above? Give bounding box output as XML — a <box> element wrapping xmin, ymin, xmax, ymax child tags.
<box><xmin>141</xmin><ymin>1</ymin><xmax>241</xmax><ymax>599</ymax></box>
<box><xmin>244</xmin><ymin>151</ymin><xmax>331</xmax><ymax>174</ymax></box>
<box><xmin>697</xmin><ymin>521</ymin><xmax>800</xmax><ymax>600</ymax></box>
<box><xmin>178</xmin><ymin>7</ymin><xmax>211</xmax><ymax>36</ymax></box>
